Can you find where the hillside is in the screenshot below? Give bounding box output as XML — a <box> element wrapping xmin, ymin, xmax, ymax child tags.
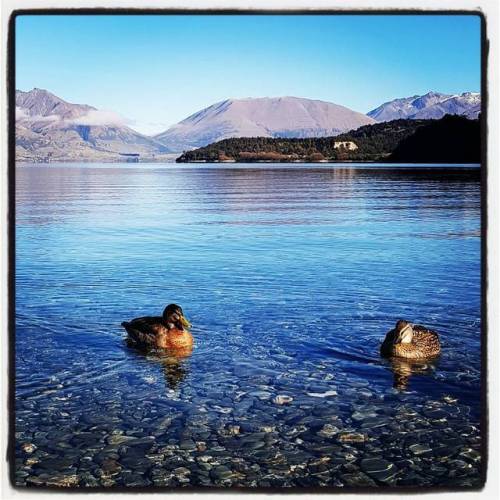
<box><xmin>390</xmin><ymin>114</ymin><xmax>480</xmax><ymax>163</ymax></box>
<box><xmin>176</xmin><ymin>115</ymin><xmax>480</xmax><ymax>164</ymax></box>
<box><xmin>16</xmin><ymin>88</ymin><xmax>173</xmax><ymax>162</ymax></box>
<box><xmin>154</xmin><ymin>96</ymin><xmax>376</xmax><ymax>151</ymax></box>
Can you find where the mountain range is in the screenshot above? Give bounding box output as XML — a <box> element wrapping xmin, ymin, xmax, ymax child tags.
<box><xmin>15</xmin><ymin>88</ymin><xmax>481</xmax><ymax>162</ymax></box>
<box><xmin>15</xmin><ymin>88</ymin><xmax>172</xmax><ymax>162</ymax></box>
<box><xmin>367</xmin><ymin>91</ymin><xmax>480</xmax><ymax>122</ymax></box>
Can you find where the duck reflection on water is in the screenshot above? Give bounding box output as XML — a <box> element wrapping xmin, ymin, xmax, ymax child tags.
<box><xmin>387</xmin><ymin>356</ymin><xmax>439</xmax><ymax>390</ymax></box>
<box><xmin>126</xmin><ymin>341</ymin><xmax>193</xmax><ymax>391</ymax></box>
<box><xmin>157</xmin><ymin>346</ymin><xmax>193</xmax><ymax>390</ymax></box>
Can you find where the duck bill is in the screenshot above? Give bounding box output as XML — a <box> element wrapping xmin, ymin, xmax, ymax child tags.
<box><xmin>180</xmin><ymin>315</ymin><xmax>191</xmax><ymax>328</ymax></box>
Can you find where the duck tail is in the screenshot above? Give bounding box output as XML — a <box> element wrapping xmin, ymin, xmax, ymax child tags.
<box><xmin>121</xmin><ymin>321</ymin><xmax>130</xmax><ymax>329</ymax></box>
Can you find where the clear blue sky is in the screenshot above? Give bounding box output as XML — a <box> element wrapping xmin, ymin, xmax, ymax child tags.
<box><xmin>16</xmin><ymin>14</ymin><xmax>481</xmax><ymax>134</ymax></box>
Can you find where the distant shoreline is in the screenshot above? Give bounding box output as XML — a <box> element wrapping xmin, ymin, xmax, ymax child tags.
<box><xmin>173</xmin><ymin>159</ymin><xmax>481</xmax><ymax>166</ymax></box>
<box><xmin>16</xmin><ymin>161</ymin><xmax>481</xmax><ymax>170</ymax></box>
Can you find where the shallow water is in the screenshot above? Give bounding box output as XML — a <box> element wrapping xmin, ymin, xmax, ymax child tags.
<box><xmin>14</xmin><ymin>163</ymin><xmax>483</xmax><ymax>488</ymax></box>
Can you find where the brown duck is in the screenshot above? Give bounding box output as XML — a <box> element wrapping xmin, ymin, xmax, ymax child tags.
<box><xmin>122</xmin><ymin>304</ymin><xmax>193</xmax><ymax>350</ymax></box>
<box><xmin>381</xmin><ymin>320</ymin><xmax>441</xmax><ymax>360</ymax></box>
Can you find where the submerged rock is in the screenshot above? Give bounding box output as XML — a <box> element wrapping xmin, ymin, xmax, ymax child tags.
<box><xmin>340</xmin><ymin>471</ymin><xmax>377</xmax><ymax>487</ymax></box>
<box><xmin>210</xmin><ymin>465</ymin><xmax>234</xmax><ymax>481</ymax></box>
<box><xmin>459</xmin><ymin>448</ymin><xmax>481</xmax><ymax>463</ymax></box>
<box><xmin>317</xmin><ymin>424</ymin><xmax>340</xmax><ymax>438</ymax></box>
<box><xmin>273</xmin><ymin>395</ymin><xmax>293</xmax><ymax>405</ymax></box>
<box><xmin>360</xmin><ymin>458</ymin><xmax>398</xmax><ymax>483</ymax></box>
<box><xmin>21</xmin><ymin>443</ymin><xmax>37</xmax><ymax>454</ymax></box>
<box><xmin>44</xmin><ymin>474</ymin><xmax>80</xmax><ymax>487</ymax></box>
<box><xmin>338</xmin><ymin>432</ymin><xmax>367</xmax><ymax>443</ymax></box>
<box><xmin>409</xmin><ymin>443</ymin><xmax>432</xmax><ymax>456</ymax></box>
<box><xmin>306</xmin><ymin>390</ymin><xmax>338</xmax><ymax>398</ymax></box>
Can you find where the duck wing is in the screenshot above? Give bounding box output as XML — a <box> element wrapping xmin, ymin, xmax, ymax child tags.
<box><xmin>122</xmin><ymin>316</ymin><xmax>163</xmax><ymax>346</ymax></box>
<box><xmin>380</xmin><ymin>328</ymin><xmax>396</xmax><ymax>356</ymax></box>
<box><xmin>413</xmin><ymin>324</ymin><xmax>440</xmax><ymax>340</ymax></box>
<box><xmin>412</xmin><ymin>325</ymin><xmax>441</xmax><ymax>354</ymax></box>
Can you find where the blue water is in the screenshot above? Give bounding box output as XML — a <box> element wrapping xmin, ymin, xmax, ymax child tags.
<box><xmin>14</xmin><ymin>163</ymin><xmax>482</xmax><ymax>488</ymax></box>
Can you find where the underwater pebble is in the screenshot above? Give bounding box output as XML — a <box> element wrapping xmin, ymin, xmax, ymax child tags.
<box><xmin>459</xmin><ymin>448</ymin><xmax>481</xmax><ymax>463</ymax></box>
<box><xmin>99</xmin><ymin>458</ymin><xmax>121</xmax><ymax>477</ymax></box>
<box><xmin>21</xmin><ymin>443</ymin><xmax>37</xmax><ymax>454</ymax></box>
<box><xmin>340</xmin><ymin>471</ymin><xmax>377</xmax><ymax>487</ymax></box>
<box><xmin>249</xmin><ymin>391</ymin><xmax>272</xmax><ymax>400</ymax></box>
<box><xmin>227</xmin><ymin>425</ymin><xmax>241</xmax><ymax>435</ymax></box>
<box><xmin>210</xmin><ymin>465</ymin><xmax>234</xmax><ymax>481</ymax></box>
<box><xmin>360</xmin><ymin>458</ymin><xmax>398</xmax><ymax>483</ymax></box>
<box><xmin>306</xmin><ymin>390</ymin><xmax>338</xmax><ymax>398</ymax></box>
<box><xmin>317</xmin><ymin>424</ymin><xmax>340</xmax><ymax>438</ymax></box>
<box><xmin>352</xmin><ymin>410</ymin><xmax>378</xmax><ymax>422</ymax></box>
<box><xmin>44</xmin><ymin>474</ymin><xmax>80</xmax><ymax>487</ymax></box>
<box><xmin>338</xmin><ymin>432</ymin><xmax>367</xmax><ymax>443</ymax></box>
<box><xmin>273</xmin><ymin>395</ymin><xmax>294</xmax><ymax>405</ymax></box>
<box><xmin>196</xmin><ymin>441</ymin><xmax>207</xmax><ymax>452</ymax></box>
<box><xmin>409</xmin><ymin>443</ymin><xmax>433</xmax><ymax>456</ymax></box>
<box><xmin>259</xmin><ymin>425</ymin><xmax>276</xmax><ymax>433</ymax></box>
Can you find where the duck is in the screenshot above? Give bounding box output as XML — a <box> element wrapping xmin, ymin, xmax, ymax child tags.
<box><xmin>380</xmin><ymin>319</ymin><xmax>441</xmax><ymax>359</ymax></box>
<box><xmin>122</xmin><ymin>304</ymin><xmax>193</xmax><ymax>350</ymax></box>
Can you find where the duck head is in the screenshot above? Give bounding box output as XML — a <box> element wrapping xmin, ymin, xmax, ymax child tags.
<box><xmin>163</xmin><ymin>304</ymin><xmax>191</xmax><ymax>330</ymax></box>
<box><xmin>394</xmin><ymin>320</ymin><xmax>413</xmax><ymax>344</ymax></box>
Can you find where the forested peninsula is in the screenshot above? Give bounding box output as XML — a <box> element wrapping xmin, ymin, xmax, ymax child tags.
<box><xmin>176</xmin><ymin>115</ymin><xmax>480</xmax><ymax>164</ymax></box>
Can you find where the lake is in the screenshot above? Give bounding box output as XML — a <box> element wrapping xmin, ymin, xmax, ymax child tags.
<box><xmin>14</xmin><ymin>163</ymin><xmax>483</xmax><ymax>488</ymax></box>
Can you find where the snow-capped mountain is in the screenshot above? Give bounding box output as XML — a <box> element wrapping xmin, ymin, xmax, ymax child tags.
<box><xmin>367</xmin><ymin>92</ymin><xmax>481</xmax><ymax>122</ymax></box>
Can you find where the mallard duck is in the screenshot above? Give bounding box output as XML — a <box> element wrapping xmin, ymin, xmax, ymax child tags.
<box><xmin>380</xmin><ymin>320</ymin><xmax>441</xmax><ymax>359</ymax></box>
<box><xmin>122</xmin><ymin>304</ymin><xmax>193</xmax><ymax>350</ymax></box>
